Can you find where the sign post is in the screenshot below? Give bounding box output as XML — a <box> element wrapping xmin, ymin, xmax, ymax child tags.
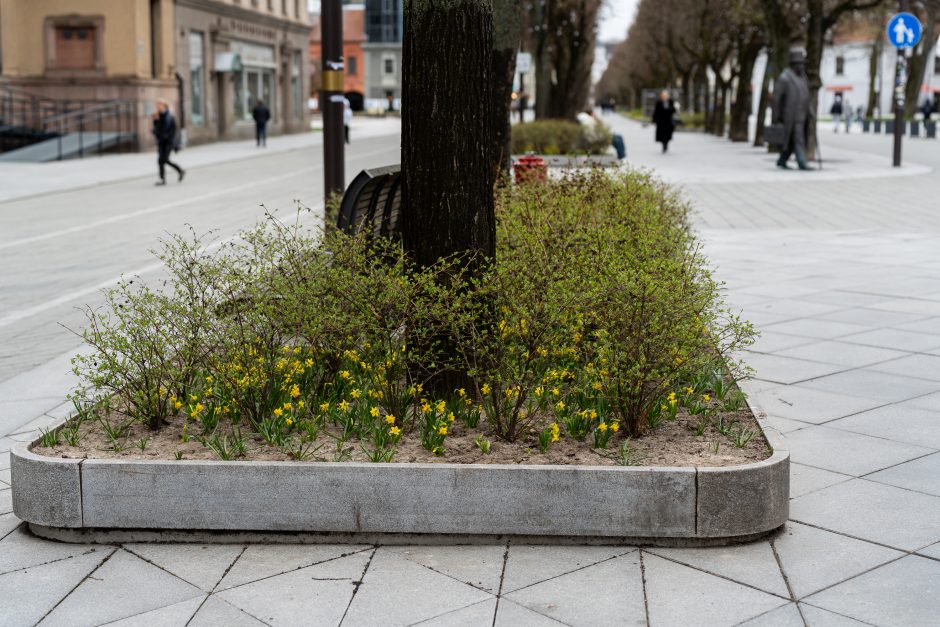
<box><xmin>886</xmin><ymin>9</ymin><xmax>922</xmax><ymax>167</ymax></box>
<box><xmin>321</xmin><ymin>0</ymin><xmax>345</xmax><ymax>202</ymax></box>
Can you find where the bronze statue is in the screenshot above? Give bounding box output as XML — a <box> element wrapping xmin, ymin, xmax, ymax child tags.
<box><xmin>772</xmin><ymin>49</ymin><xmax>813</xmax><ymax>170</ymax></box>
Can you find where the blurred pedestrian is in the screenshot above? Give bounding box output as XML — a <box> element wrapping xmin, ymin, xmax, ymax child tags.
<box><xmin>577</xmin><ymin>107</ymin><xmax>626</xmax><ymax>161</ymax></box>
<box><xmin>518</xmin><ymin>92</ymin><xmax>528</xmax><ymax>123</ymax></box>
<box><xmin>152</xmin><ymin>99</ymin><xmax>184</xmax><ymax>186</ymax></box>
<box><xmin>843</xmin><ymin>96</ymin><xmax>852</xmax><ymax>133</ymax></box>
<box><xmin>830</xmin><ymin>94</ymin><xmax>843</xmax><ymax>133</ymax></box>
<box><xmin>652</xmin><ymin>90</ymin><xmax>676</xmax><ymax>153</ymax></box>
<box><xmin>922</xmin><ymin>98</ymin><xmax>935</xmax><ymax>122</ymax></box>
<box><xmin>344</xmin><ymin>97</ymin><xmax>353</xmax><ymax>144</ymax></box>
<box><xmin>252</xmin><ymin>99</ymin><xmax>271</xmax><ymax>147</ymax></box>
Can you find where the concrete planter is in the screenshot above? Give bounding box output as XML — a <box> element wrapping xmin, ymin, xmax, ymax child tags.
<box><xmin>12</xmin><ymin>425</ymin><xmax>788</xmax><ymax>543</ymax></box>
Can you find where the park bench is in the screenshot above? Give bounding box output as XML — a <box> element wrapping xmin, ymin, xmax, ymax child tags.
<box><xmin>337</xmin><ymin>164</ymin><xmax>402</xmax><ymax>238</ymax></box>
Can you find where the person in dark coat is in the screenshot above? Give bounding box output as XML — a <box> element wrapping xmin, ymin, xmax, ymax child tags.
<box><xmin>772</xmin><ymin>49</ymin><xmax>813</xmax><ymax>170</ymax></box>
<box><xmin>652</xmin><ymin>90</ymin><xmax>676</xmax><ymax>153</ymax></box>
<box><xmin>252</xmin><ymin>99</ymin><xmax>271</xmax><ymax>147</ymax></box>
<box><xmin>152</xmin><ymin>99</ymin><xmax>184</xmax><ymax>186</ymax></box>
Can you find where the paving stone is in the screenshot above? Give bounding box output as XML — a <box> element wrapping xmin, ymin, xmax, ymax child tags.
<box><xmin>387</xmin><ymin>544</ymin><xmax>506</xmax><ymax>593</ymax></box>
<box><xmin>0</xmin><ymin>398</ymin><xmax>66</xmax><ymax>438</ymax></box>
<box><xmin>648</xmin><ymin>541</ymin><xmax>788</xmax><ymax>597</ymax></box>
<box><xmin>869</xmin><ymin>298</ymin><xmax>940</xmax><ymax>317</ymax></box>
<box><xmin>748</xmin><ymin>299</ymin><xmax>846</xmax><ymax>320</ymax></box>
<box><xmin>0</xmin><ymin>488</ymin><xmax>10</xmax><ymax>515</ymax></box>
<box><xmin>772</xmin><ymin>521</ymin><xmax>903</xmax><ymax>599</ymax></box>
<box><xmin>790</xmin><ymin>479</ymin><xmax>940</xmax><ymax>551</ymax></box>
<box><xmin>188</xmin><ymin>596</ymin><xmax>267</xmax><ymax>627</ymax></box>
<box><xmin>216</xmin><ymin>553</ymin><xmax>370</xmax><ymax>626</ymax></box>
<box><xmin>762</xmin><ymin>415</ymin><xmax>814</xmax><ymax>434</ymax></box>
<box><xmin>746</xmin><ymin>332</ymin><xmax>818</xmax><ymax>355</ymax></box>
<box><xmin>340</xmin><ymin>550</ymin><xmax>492</xmax><ymax>627</ymax></box>
<box><xmin>0</xmin><ymin>549</ymin><xmax>111</xmax><ymax>627</ymax></box>
<box><xmin>800</xmin><ymin>290</ymin><xmax>893</xmax><ymax>308</ymax></box>
<box><xmin>737</xmin><ymin>603</ymin><xmax>804</xmax><ymax>626</ymax></box>
<box><xmin>760</xmin><ymin>319</ymin><xmax>869</xmax><ymax>341</ymax></box>
<box><xmin>125</xmin><ymin>543</ymin><xmax>245</xmax><ymax>592</ymax></box>
<box><xmin>775</xmin><ymin>340</ymin><xmax>907</xmax><ymax>368</ymax></box>
<box><xmin>0</xmin><ymin>513</ymin><xmax>21</xmax><ymax>539</ymax></box>
<box><xmin>643</xmin><ymin>552</ymin><xmax>788</xmax><ymax>627</ymax></box>
<box><xmin>838</xmin><ymin>328</ymin><xmax>940</xmax><ymax>352</ymax></box>
<box><xmin>501</xmin><ymin>545</ymin><xmax>633</xmax><ymax>593</ymax></box>
<box><xmin>798</xmin><ymin>604</ymin><xmax>870</xmax><ymax>626</ymax></box>
<box><xmin>39</xmin><ymin>549</ymin><xmax>204</xmax><ymax>627</ymax></box>
<box><xmin>803</xmin><ymin>556</ymin><xmax>940</xmax><ymax>626</ymax></box>
<box><xmin>105</xmin><ymin>595</ymin><xmax>206</xmax><ymax>626</ymax></box>
<box><xmin>749</xmin><ymin>385</ymin><xmax>885</xmax><ymax>424</ymax></box>
<box><xmin>895</xmin><ymin>316</ymin><xmax>940</xmax><ymax>335</ymax></box>
<box><xmin>741</xmin><ymin>353</ymin><xmax>847</xmax><ymax>385</ymax></box>
<box><xmin>0</xmin><ymin>452</ymin><xmax>9</xmax><ymax>472</ymax></box>
<box><xmin>414</xmin><ymin>599</ymin><xmax>497</xmax><ymax>626</ymax></box>
<box><xmin>506</xmin><ymin>551</ymin><xmax>645</xmax><ymax>627</ymax></box>
<box><xmin>217</xmin><ymin>544</ymin><xmax>370</xmax><ymax>590</ymax></box>
<box><xmin>784</xmin><ymin>425</ymin><xmax>934</xmax><ymax>476</ymax></box>
<box><xmin>866</xmin><ymin>353</ymin><xmax>940</xmax><ymax>382</ymax></box>
<box><xmin>865</xmin><ymin>452</ymin><xmax>940</xmax><ymax>496</ymax></box>
<box><xmin>916</xmin><ymin>542</ymin><xmax>940</xmax><ymax>560</ymax></box>
<box><xmin>0</xmin><ymin>467</ymin><xmax>11</xmax><ymax>486</ymax></box>
<box><xmin>0</xmin><ymin>526</ymin><xmax>104</xmax><ymax>575</ymax></box>
<box><xmin>789</xmin><ymin>464</ymin><xmax>852</xmax><ymax>499</ymax></box>
<box><xmin>496</xmin><ymin>598</ymin><xmax>569</xmax><ymax>626</ymax></box>
<box><xmin>828</xmin><ymin>403</ymin><xmax>940</xmax><ymax>449</ymax></box>
<box><xmin>813</xmin><ymin>307</ymin><xmax>925</xmax><ymax>329</ymax></box>
<box><xmin>799</xmin><ymin>369</ymin><xmax>940</xmax><ymax>403</ymax></box>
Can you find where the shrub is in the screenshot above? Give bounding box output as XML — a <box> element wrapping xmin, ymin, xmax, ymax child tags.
<box><xmin>511</xmin><ymin>119</ymin><xmax>612</xmax><ymax>156</ymax></box>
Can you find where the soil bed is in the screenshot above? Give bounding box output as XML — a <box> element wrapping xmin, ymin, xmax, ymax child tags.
<box><xmin>35</xmin><ymin>405</ymin><xmax>768</xmax><ymax>467</ymax></box>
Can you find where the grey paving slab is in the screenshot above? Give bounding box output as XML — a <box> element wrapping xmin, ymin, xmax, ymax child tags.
<box><xmin>39</xmin><ymin>549</ymin><xmax>204</xmax><ymax>627</ymax></box>
<box><xmin>905</xmin><ymin>390</ymin><xmax>940</xmax><ymax>412</ymax></box>
<box><xmin>505</xmin><ymin>551</ymin><xmax>645</xmax><ymax>627</ymax></box>
<box><xmin>217</xmin><ymin>543</ymin><xmax>370</xmax><ymax>590</ymax></box>
<box><xmin>741</xmin><ymin>352</ymin><xmax>847</xmax><ymax>385</ymax></box>
<box><xmin>760</xmin><ymin>319</ymin><xmax>870</xmax><ymax>340</ymax></box>
<box><xmin>804</xmin><ymin>555</ymin><xmax>940</xmax><ymax>626</ymax></box>
<box><xmin>642</xmin><ymin>552</ymin><xmax>788</xmax><ymax>627</ymax></box>
<box><xmin>867</xmin><ymin>353</ymin><xmax>940</xmax><ymax>382</ymax></box>
<box><xmin>838</xmin><ymin>327</ymin><xmax>940</xmax><ymax>352</ymax></box>
<box><xmin>0</xmin><ymin>399</ymin><xmax>69</xmax><ymax>437</ymax></box>
<box><xmin>813</xmin><ymin>307</ymin><xmax>926</xmax><ymax>329</ymax></box>
<box><xmin>188</xmin><ymin>596</ymin><xmax>267</xmax><ymax>627</ymax></box>
<box><xmin>0</xmin><ymin>452</ymin><xmax>9</xmax><ymax>471</ymax></box>
<box><xmin>737</xmin><ymin>603</ymin><xmax>804</xmax><ymax>627</ymax></box>
<box><xmin>869</xmin><ymin>298</ymin><xmax>940</xmax><ymax>316</ymax></box>
<box><xmin>501</xmin><ymin>544</ymin><xmax>633</xmax><ymax>593</ymax></box>
<box><xmin>387</xmin><ymin>544</ymin><xmax>506</xmax><ymax>594</ymax></box>
<box><xmin>0</xmin><ymin>526</ymin><xmax>104</xmax><ymax>575</ymax></box>
<box><xmin>647</xmin><ymin>541</ymin><xmax>788</xmax><ymax>597</ymax></box>
<box><xmin>748</xmin><ymin>299</ymin><xmax>847</xmax><ymax>319</ymax></box>
<box><xmin>790</xmin><ymin>479</ymin><xmax>940</xmax><ymax>551</ymax></box>
<box><xmin>125</xmin><ymin>543</ymin><xmax>245</xmax><ymax>591</ymax></box>
<box><xmin>341</xmin><ymin>550</ymin><xmax>493</xmax><ymax>627</ymax></box>
<box><xmin>0</xmin><ymin>488</ymin><xmax>9</xmax><ymax>515</ymax></box>
<box><xmin>800</xmin><ymin>290</ymin><xmax>894</xmax><ymax>308</ymax></box>
<box><xmin>783</xmin><ymin>425</ymin><xmax>934</xmax><ymax>476</ymax></box>
<box><xmin>789</xmin><ymin>464</ymin><xmax>852</xmax><ymax>499</ymax></box>
<box><xmin>828</xmin><ymin>402</ymin><xmax>940</xmax><ymax>449</ymax></box>
<box><xmin>798</xmin><ymin>604</ymin><xmax>870</xmax><ymax>626</ymax></box>
<box><xmin>865</xmin><ymin>452</ymin><xmax>940</xmax><ymax>496</ymax></box>
<box><xmin>772</xmin><ymin>521</ymin><xmax>903</xmax><ymax>599</ymax></box>
<box><xmin>216</xmin><ymin>553</ymin><xmax>370</xmax><ymax>626</ymax></box>
<box><xmin>916</xmin><ymin>542</ymin><xmax>940</xmax><ymax>560</ymax></box>
<box><xmin>895</xmin><ymin>315</ymin><xmax>940</xmax><ymax>335</ymax></box>
<box><xmin>761</xmin><ymin>415</ymin><xmax>814</xmax><ymax>434</ymax></box>
<box><xmin>749</xmin><ymin>385</ymin><xmax>885</xmax><ymax>424</ymax></box>
<box><xmin>774</xmin><ymin>340</ymin><xmax>908</xmax><ymax>369</ymax></box>
<box><xmin>105</xmin><ymin>595</ymin><xmax>206</xmax><ymax>626</ymax></box>
<box><xmin>0</xmin><ymin>549</ymin><xmax>111</xmax><ymax>627</ymax></box>
<box><xmin>746</xmin><ymin>331</ymin><xmax>818</xmax><ymax>355</ymax></box>
<box><xmin>0</xmin><ymin>513</ymin><xmax>21</xmax><ymax>539</ymax></box>
<box><xmin>495</xmin><ymin>598</ymin><xmax>570</xmax><ymax>626</ymax></box>
<box><xmin>799</xmin><ymin>368</ymin><xmax>940</xmax><ymax>403</ymax></box>
<box><xmin>414</xmin><ymin>599</ymin><xmax>498</xmax><ymax>627</ymax></box>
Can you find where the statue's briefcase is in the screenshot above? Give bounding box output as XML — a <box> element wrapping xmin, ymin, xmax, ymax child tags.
<box><xmin>763</xmin><ymin>123</ymin><xmax>785</xmax><ymax>146</ymax></box>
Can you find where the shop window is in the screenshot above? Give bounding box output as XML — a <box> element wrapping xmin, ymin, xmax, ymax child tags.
<box><xmin>189</xmin><ymin>31</ymin><xmax>205</xmax><ymax>126</ymax></box>
<box><xmin>348</xmin><ymin>56</ymin><xmax>358</xmax><ymax>76</ymax></box>
<box><xmin>54</xmin><ymin>26</ymin><xmax>96</xmax><ymax>70</ymax></box>
<box><xmin>835</xmin><ymin>55</ymin><xmax>845</xmax><ymax>76</ymax></box>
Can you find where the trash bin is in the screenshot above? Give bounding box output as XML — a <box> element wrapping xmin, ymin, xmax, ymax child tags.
<box><xmin>927</xmin><ymin>121</ymin><xmax>937</xmax><ymax>139</ymax></box>
<box><xmin>885</xmin><ymin>119</ymin><xmax>895</xmax><ymax>134</ymax></box>
<box><xmin>513</xmin><ymin>155</ymin><xmax>548</xmax><ymax>184</ymax></box>
<box><xmin>911</xmin><ymin>120</ymin><xmax>920</xmax><ymax>137</ymax></box>
<box><xmin>874</xmin><ymin>119</ymin><xmax>882</xmax><ymax>133</ymax></box>
<box><xmin>862</xmin><ymin>119</ymin><xmax>871</xmax><ymax>132</ymax></box>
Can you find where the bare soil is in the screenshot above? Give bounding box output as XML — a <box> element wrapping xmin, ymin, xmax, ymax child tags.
<box><xmin>34</xmin><ymin>405</ymin><xmax>769</xmax><ymax>467</ymax></box>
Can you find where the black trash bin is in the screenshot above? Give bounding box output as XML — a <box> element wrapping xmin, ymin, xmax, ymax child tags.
<box><xmin>911</xmin><ymin>120</ymin><xmax>920</xmax><ymax>137</ymax></box>
<box><xmin>885</xmin><ymin>119</ymin><xmax>895</xmax><ymax>134</ymax></box>
<box><xmin>927</xmin><ymin>121</ymin><xmax>937</xmax><ymax>139</ymax></box>
<box><xmin>874</xmin><ymin>119</ymin><xmax>882</xmax><ymax>133</ymax></box>
<box><xmin>862</xmin><ymin>119</ymin><xmax>871</xmax><ymax>132</ymax></box>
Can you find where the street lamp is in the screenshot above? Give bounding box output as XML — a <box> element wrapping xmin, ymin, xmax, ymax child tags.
<box><xmin>321</xmin><ymin>0</ymin><xmax>345</xmax><ymax>202</ymax></box>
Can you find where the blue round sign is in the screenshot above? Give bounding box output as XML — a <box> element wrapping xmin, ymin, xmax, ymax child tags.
<box><xmin>887</xmin><ymin>12</ymin><xmax>922</xmax><ymax>49</ymax></box>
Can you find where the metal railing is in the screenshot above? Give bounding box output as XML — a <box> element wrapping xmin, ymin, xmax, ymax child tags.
<box><xmin>0</xmin><ymin>86</ymin><xmax>138</xmax><ymax>159</ymax></box>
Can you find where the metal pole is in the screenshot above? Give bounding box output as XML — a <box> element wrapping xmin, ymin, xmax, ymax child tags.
<box><xmin>894</xmin><ymin>0</ymin><xmax>910</xmax><ymax>167</ymax></box>
<box><xmin>321</xmin><ymin>0</ymin><xmax>345</xmax><ymax>203</ymax></box>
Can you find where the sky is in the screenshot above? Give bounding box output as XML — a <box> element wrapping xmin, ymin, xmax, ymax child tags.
<box><xmin>597</xmin><ymin>0</ymin><xmax>638</xmax><ymax>44</ymax></box>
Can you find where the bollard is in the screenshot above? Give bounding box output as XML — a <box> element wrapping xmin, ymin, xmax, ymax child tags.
<box><xmin>513</xmin><ymin>155</ymin><xmax>548</xmax><ymax>184</ymax></box>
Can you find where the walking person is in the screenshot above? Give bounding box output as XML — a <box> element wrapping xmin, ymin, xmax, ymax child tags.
<box><xmin>830</xmin><ymin>93</ymin><xmax>843</xmax><ymax>133</ymax></box>
<box><xmin>252</xmin><ymin>99</ymin><xmax>270</xmax><ymax>147</ymax></box>
<box><xmin>152</xmin><ymin>99</ymin><xmax>184</xmax><ymax>186</ymax></box>
<box><xmin>343</xmin><ymin>97</ymin><xmax>352</xmax><ymax>144</ymax></box>
<box><xmin>652</xmin><ymin>90</ymin><xmax>676</xmax><ymax>153</ymax></box>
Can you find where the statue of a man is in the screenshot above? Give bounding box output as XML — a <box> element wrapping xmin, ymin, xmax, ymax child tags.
<box><xmin>772</xmin><ymin>49</ymin><xmax>813</xmax><ymax>170</ymax></box>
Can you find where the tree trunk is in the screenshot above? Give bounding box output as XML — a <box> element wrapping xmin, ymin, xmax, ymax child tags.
<box><xmin>730</xmin><ymin>41</ymin><xmax>762</xmax><ymax>142</ymax></box>
<box><xmin>402</xmin><ymin>0</ymin><xmax>496</xmax><ymax>272</ymax></box>
<box><xmin>754</xmin><ymin>55</ymin><xmax>773</xmax><ymax>146</ymax></box>
<box><xmin>491</xmin><ymin>0</ymin><xmax>522</xmax><ymax>179</ymax></box>
<box><xmin>905</xmin><ymin>6</ymin><xmax>939</xmax><ymax>118</ymax></box>
<box><xmin>867</xmin><ymin>32</ymin><xmax>883</xmax><ymax>119</ymax></box>
<box><xmin>681</xmin><ymin>69</ymin><xmax>693</xmax><ymax>111</ymax></box>
<box><xmin>805</xmin><ymin>0</ymin><xmax>825</xmax><ymax>161</ymax></box>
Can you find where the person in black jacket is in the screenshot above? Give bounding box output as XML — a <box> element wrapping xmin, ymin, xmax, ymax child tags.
<box><xmin>152</xmin><ymin>99</ymin><xmax>184</xmax><ymax>186</ymax></box>
<box><xmin>652</xmin><ymin>90</ymin><xmax>677</xmax><ymax>153</ymax></box>
<box><xmin>253</xmin><ymin>99</ymin><xmax>271</xmax><ymax>147</ymax></box>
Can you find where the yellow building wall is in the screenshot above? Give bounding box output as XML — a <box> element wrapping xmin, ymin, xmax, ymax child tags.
<box><xmin>0</xmin><ymin>0</ymin><xmax>159</xmax><ymax>78</ymax></box>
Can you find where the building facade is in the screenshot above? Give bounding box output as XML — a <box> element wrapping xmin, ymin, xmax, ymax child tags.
<box><xmin>362</xmin><ymin>0</ymin><xmax>402</xmax><ymax>111</ymax></box>
<box><xmin>0</xmin><ymin>0</ymin><xmax>310</xmax><ymax>149</ymax></box>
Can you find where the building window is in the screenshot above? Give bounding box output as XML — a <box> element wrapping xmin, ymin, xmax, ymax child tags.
<box><xmin>835</xmin><ymin>55</ymin><xmax>845</xmax><ymax>76</ymax></box>
<box><xmin>54</xmin><ymin>26</ymin><xmax>96</xmax><ymax>69</ymax></box>
<box><xmin>189</xmin><ymin>31</ymin><xmax>205</xmax><ymax>126</ymax></box>
<box><xmin>292</xmin><ymin>51</ymin><xmax>303</xmax><ymax>120</ymax></box>
<box><xmin>384</xmin><ymin>58</ymin><xmax>394</xmax><ymax>75</ymax></box>
<box><xmin>282</xmin><ymin>0</ymin><xmax>287</xmax><ymax>15</ymax></box>
<box><xmin>935</xmin><ymin>56</ymin><xmax>940</xmax><ymax>75</ymax></box>
<box><xmin>295</xmin><ymin>0</ymin><xmax>300</xmax><ymax>17</ymax></box>
<box><xmin>348</xmin><ymin>56</ymin><xmax>358</xmax><ymax>76</ymax></box>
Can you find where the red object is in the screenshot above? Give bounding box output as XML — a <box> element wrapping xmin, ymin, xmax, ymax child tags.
<box><xmin>513</xmin><ymin>155</ymin><xmax>548</xmax><ymax>184</ymax></box>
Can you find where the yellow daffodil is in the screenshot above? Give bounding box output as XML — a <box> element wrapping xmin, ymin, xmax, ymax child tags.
<box><xmin>274</xmin><ymin>408</ymin><xmax>283</xmax><ymax>417</ymax></box>
<box><xmin>437</xmin><ymin>425</ymin><xmax>448</xmax><ymax>436</ymax></box>
<box><xmin>290</xmin><ymin>384</ymin><xmax>300</xmax><ymax>398</ymax></box>
<box><xmin>285</xmin><ymin>417</ymin><xmax>294</xmax><ymax>426</ymax></box>
<box><xmin>611</xmin><ymin>422</ymin><xmax>620</xmax><ymax>432</ymax></box>
<box><xmin>458</xmin><ymin>388</ymin><xmax>466</xmax><ymax>397</ymax></box>
<box><xmin>598</xmin><ymin>422</ymin><xmax>608</xmax><ymax>432</ymax></box>
<box><xmin>338</xmin><ymin>400</ymin><xmax>350</xmax><ymax>412</ymax></box>
<box><xmin>319</xmin><ymin>402</ymin><xmax>330</xmax><ymax>412</ymax></box>
<box><xmin>702</xmin><ymin>394</ymin><xmax>711</xmax><ymax>403</ymax></box>
<box><xmin>555</xmin><ymin>401</ymin><xmax>566</xmax><ymax>411</ymax></box>
<box><xmin>297</xmin><ymin>400</ymin><xmax>305</xmax><ymax>409</ymax></box>
<box><xmin>385</xmin><ymin>415</ymin><xmax>396</xmax><ymax>425</ymax></box>
<box><xmin>390</xmin><ymin>426</ymin><xmax>401</xmax><ymax>436</ymax></box>
<box><xmin>481</xmin><ymin>383</ymin><xmax>491</xmax><ymax>395</ymax></box>
<box><xmin>351</xmin><ymin>389</ymin><xmax>361</xmax><ymax>399</ymax></box>
<box><xmin>370</xmin><ymin>406</ymin><xmax>380</xmax><ymax>418</ymax></box>
<box><xmin>340</xmin><ymin>370</ymin><xmax>351</xmax><ymax>380</ymax></box>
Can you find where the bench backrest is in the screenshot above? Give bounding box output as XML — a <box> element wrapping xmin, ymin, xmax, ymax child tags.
<box><xmin>337</xmin><ymin>164</ymin><xmax>402</xmax><ymax>239</ymax></box>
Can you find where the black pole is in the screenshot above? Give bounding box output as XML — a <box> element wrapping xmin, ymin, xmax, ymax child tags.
<box><xmin>894</xmin><ymin>0</ymin><xmax>910</xmax><ymax>167</ymax></box>
<box><xmin>321</xmin><ymin>0</ymin><xmax>345</xmax><ymax>203</ymax></box>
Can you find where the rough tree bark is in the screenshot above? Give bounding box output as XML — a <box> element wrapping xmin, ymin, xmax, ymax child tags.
<box><xmin>905</xmin><ymin>2</ymin><xmax>940</xmax><ymax>117</ymax></box>
<box><xmin>402</xmin><ymin>0</ymin><xmax>496</xmax><ymax>271</ymax></box>
<box><xmin>730</xmin><ymin>37</ymin><xmax>763</xmax><ymax>141</ymax></box>
<box><xmin>867</xmin><ymin>32</ymin><xmax>883</xmax><ymax>118</ymax></box>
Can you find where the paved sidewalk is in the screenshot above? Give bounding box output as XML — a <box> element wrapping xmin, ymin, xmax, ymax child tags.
<box><xmin>1</xmin><ymin>118</ymin><xmax>939</xmax><ymax>626</ymax></box>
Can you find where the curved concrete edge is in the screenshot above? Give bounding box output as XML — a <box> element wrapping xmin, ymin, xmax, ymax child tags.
<box><xmin>11</xmin><ymin>397</ymin><xmax>789</xmax><ymax>541</ymax></box>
